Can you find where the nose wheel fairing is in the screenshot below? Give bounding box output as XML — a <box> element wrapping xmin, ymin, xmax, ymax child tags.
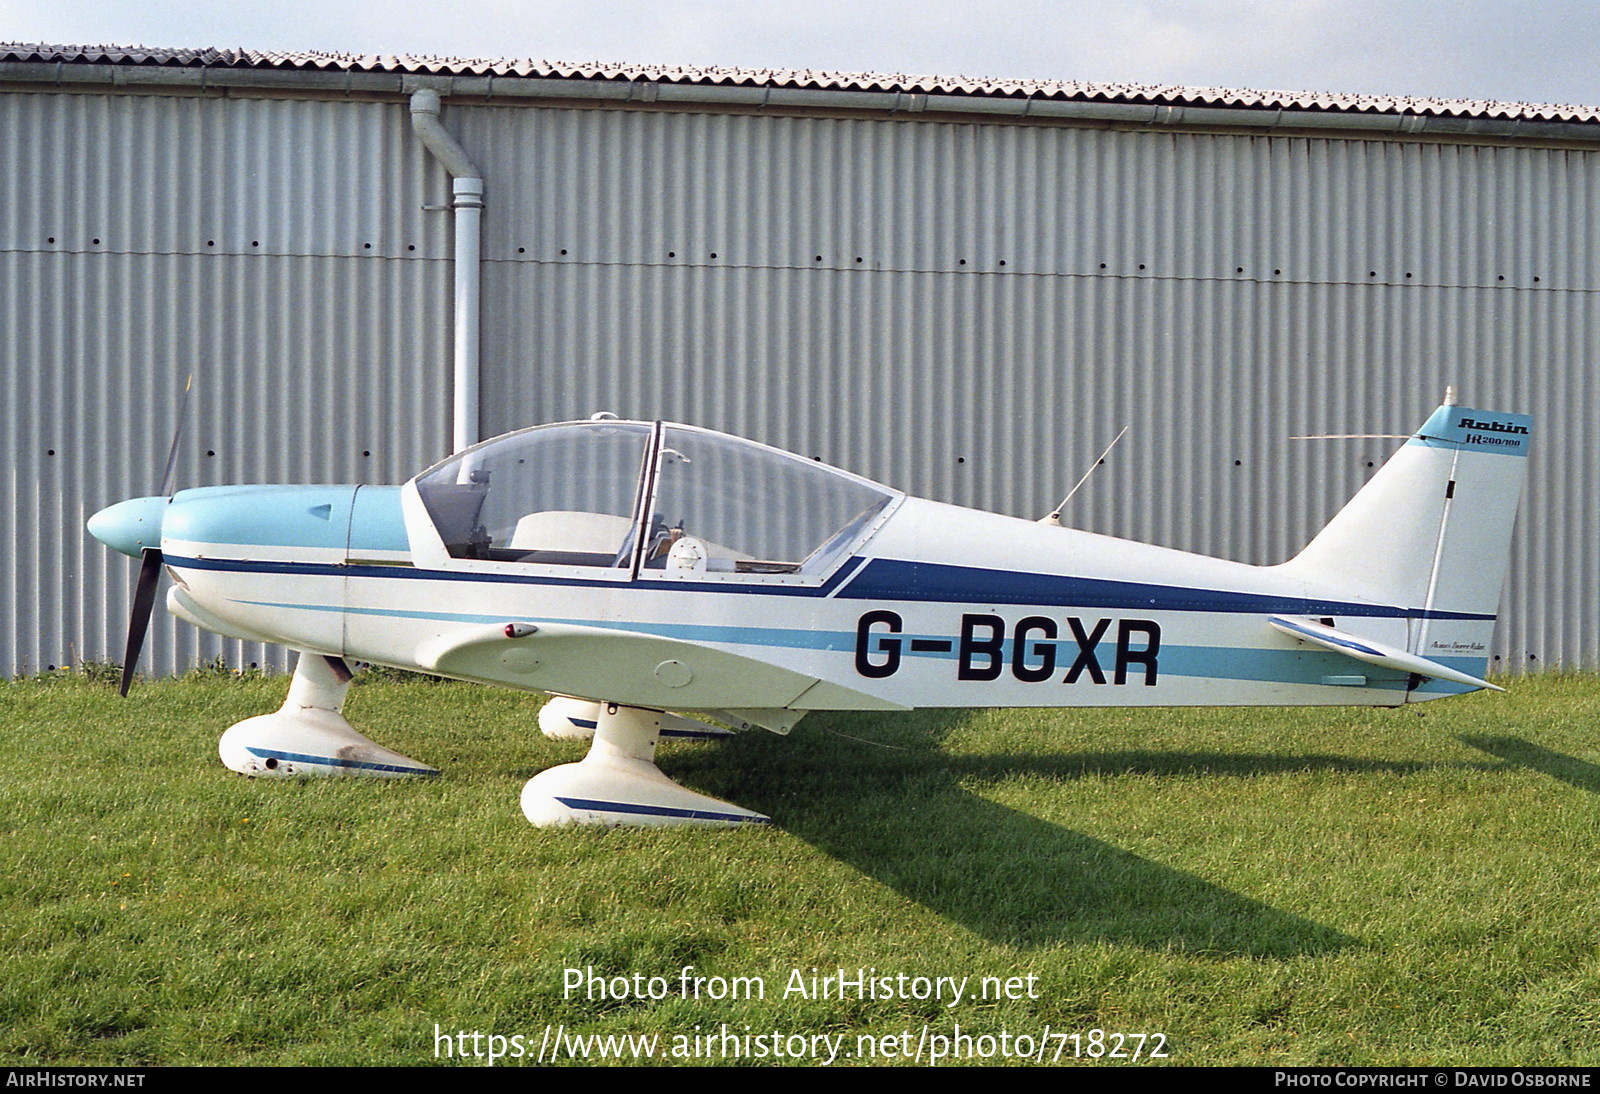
<box><xmin>218</xmin><ymin>653</ymin><xmax>437</xmax><ymax>778</ymax></box>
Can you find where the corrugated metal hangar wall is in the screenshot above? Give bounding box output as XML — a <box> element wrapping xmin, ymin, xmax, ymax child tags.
<box><xmin>2</xmin><ymin>51</ymin><xmax>1596</xmax><ymax>676</ymax></box>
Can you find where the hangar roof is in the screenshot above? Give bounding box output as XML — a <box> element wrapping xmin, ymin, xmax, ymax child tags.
<box><xmin>3</xmin><ymin>43</ymin><xmax>1597</xmax><ymax>138</ymax></box>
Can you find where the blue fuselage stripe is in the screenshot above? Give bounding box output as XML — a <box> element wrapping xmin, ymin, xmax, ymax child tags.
<box><xmin>218</xmin><ymin>593</ymin><xmax>1488</xmax><ymax>692</ymax></box>
<box><xmin>1269</xmin><ymin>616</ymin><xmax>1383</xmax><ymax>656</ymax></box>
<box><xmin>835</xmin><ymin>559</ymin><xmax>1492</xmax><ymax>621</ymax></box>
<box><xmin>565</xmin><ymin>715</ymin><xmax>724</xmax><ymax>739</ymax></box>
<box><xmin>163</xmin><ymin>553</ymin><xmax>1490</xmax><ymax>622</ymax></box>
<box><xmin>245</xmin><ymin>746</ymin><xmax>437</xmax><ymax>776</ymax></box>
<box><xmin>554</xmin><ymin>796</ymin><xmax>769</xmax><ymax>823</ymax></box>
<box><xmin>164</xmin><ymin>554</ymin><xmax>854</xmax><ymax>598</ymax></box>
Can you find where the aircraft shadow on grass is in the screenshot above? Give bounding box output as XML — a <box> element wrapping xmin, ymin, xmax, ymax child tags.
<box><xmin>652</xmin><ymin>709</ymin><xmax>1489</xmax><ymax>955</ymax></box>
<box><xmin>1460</xmin><ymin>735</ymin><xmax>1600</xmax><ymax>795</ymax></box>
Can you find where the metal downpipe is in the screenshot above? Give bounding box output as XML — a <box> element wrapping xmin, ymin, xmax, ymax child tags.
<box><xmin>409</xmin><ymin>88</ymin><xmax>484</xmax><ymax>453</ymax></box>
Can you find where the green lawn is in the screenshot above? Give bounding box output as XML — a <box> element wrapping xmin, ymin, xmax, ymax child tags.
<box><xmin>3</xmin><ymin>670</ymin><xmax>1598</xmax><ymax>1065</ymax></box>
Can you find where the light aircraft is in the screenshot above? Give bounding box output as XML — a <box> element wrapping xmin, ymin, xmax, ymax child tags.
<box><xmin>87</xmin><ymin>393</ymin><xmax>1531</xmax><ymax>828</ymax></box>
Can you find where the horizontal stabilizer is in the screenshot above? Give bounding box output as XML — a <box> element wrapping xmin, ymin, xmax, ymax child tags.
<box><xmin>1267</xmin><ymin>615</ymin><xmax>1501</xmax><ymax>692</ymax></box>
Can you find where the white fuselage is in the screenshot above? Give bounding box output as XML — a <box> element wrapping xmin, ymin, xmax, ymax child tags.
<box><xmin>161</xmin><ymin>486</ymin><xmax>1481</xmax><ymax>718</ymax></box>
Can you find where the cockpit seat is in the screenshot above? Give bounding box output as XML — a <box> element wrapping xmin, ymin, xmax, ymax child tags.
<box><xmin>508</xmin><ymin>510</ymin><xmax>635</xmax><ymax>564</ymax></box>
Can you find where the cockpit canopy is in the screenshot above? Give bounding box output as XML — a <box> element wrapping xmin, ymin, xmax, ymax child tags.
<box><xmin>413</xmin><ymin>420</ymin><xmax>899</xmax><ymax>576</ymax></box>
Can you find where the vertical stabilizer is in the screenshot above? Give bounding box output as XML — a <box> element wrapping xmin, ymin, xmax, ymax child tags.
<box><xmin>1279</xmin><ymin>402</ymin><xmax>1531</xmax><ymax>678</ymax></box>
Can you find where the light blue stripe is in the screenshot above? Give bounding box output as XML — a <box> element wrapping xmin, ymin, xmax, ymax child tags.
<box><xmin>1405</xmin><ymin>655</ymin><xmax>1492</xmax><ymax>697</ymax></box>
<box><xmin>241</xmin><ymin>597</ymin><xmax>861</xmax><ymax>650</ymax></box>
<box><xmin>236</xmin><ymin>597</ymin><xmax>1461</xmax><ymax>691</ymax></box>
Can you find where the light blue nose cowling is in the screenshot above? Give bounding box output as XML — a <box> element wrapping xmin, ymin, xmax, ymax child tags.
<box><xmin>87</xmin><ymin>496</ymin><xmax>170</xmax><ymax>558</ymax></box>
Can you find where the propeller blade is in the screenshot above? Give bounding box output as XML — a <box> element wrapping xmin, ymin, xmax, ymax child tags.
<box><xmin>119</xmin><ymin>547</ymin><xmax>164</xmax><ymax>697</ymax></box>
<box><xmin>159</xmin><ymin>374</ymin><xmax>193</xmax><ymax>498</ymax></box>
<box><xmin>116</xmin><ymin>375</ymin><xmax>190</xmax><ymax>693</ymax></box>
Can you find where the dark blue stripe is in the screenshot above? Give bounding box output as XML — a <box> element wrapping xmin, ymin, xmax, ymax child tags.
<box><xmin>834</xmin><ymin>559</ymin><xmax>1494</xmax><ymax>621</ymax></box>
<box><xmin>1269</xmin><ymin>616</ymin><xmax>1384</xmax><ymax>656</ymax></box>
<box><xmin>165</xmin><ymin>553</ymin><xmax>1491</xmax><ymax>622</ymax></box>
<box><xmin>245</xmin><ymin>746</ymin><xmax>437</xmax><ymax>776</ymax></box>
<box><xmin>172</xmin><ymin>554</ymin><xmax>636</xmax><ymax>588</ymax></box>
<box><xmin>566</xmin><ymin>716</ymin><xmax>728</xmax><ymax>739</ymax></box>
<box><xmin>554</xmin><ymin>796</ymin><xmax>770</xmax><ymax>824</ymax></box>
<box><xmin>821</xmin><ymin>555</ymin><xmax>867</xmax><ymax>594</ymax></box>
<box><xmin>567</xmin><ymin>715</ymin><xmax>726</xmax><ymax>740</ymax></box>
<box><xmin>166</xmin><ymin>554</ymin><xmax>856</xmax><ymax>598</ymax></box>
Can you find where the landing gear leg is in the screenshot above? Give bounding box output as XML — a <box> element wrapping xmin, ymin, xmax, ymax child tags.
<box><xmin>521</xmin><ymin>702</ymin><xmax>768</xmax><ymax>827</ymax></box>
<box><xmin>538</xmin><ymin>695</ymin><xmax>737</xmax><ymax>741</ymax></box>
<box><xmin>218</xmin><ymin>652</ymin><xmax>438</xmax><ymax>777</ymax></box>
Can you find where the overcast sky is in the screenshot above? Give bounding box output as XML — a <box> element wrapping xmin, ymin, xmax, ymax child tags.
<box><xmin>5</xmin><ymin>0</ymin><xmax>1599</xmax><ymax>108</ymax></box>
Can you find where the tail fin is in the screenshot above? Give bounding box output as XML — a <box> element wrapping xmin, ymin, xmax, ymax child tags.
<box><xmin>1279</xmin><ymin>397</ymin><xmax>1531</xmax><ymax>678</ymax></box>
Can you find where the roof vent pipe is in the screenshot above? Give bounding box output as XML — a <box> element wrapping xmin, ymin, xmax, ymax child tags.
<box><xmin>410</xmin><ymin>88</ymin><xmax>484</xmax><ymax>453</ymax></box>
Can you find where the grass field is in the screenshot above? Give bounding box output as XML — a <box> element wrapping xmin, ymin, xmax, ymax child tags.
<box><xmin>4</xmin><ymin>669</ymin><xmax>1599</xmax><ymax>1066</ymax></box>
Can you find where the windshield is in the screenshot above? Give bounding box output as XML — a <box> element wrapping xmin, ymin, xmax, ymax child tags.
<box><xmin>415</xmin><ymin>421</ymin><xmax>651</xmax><ymax>566</ymax></box>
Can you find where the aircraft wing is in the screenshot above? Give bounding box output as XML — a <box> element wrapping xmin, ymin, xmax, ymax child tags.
<box><xmin>414</xmin><ymin>620</ymin><xmax>909</xmax><ymax>713</ymax></box>
<box><xmin>1266</xmin><ymin>615</ymin><xmax>1501</xmax><ymax>691</ymax></box>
